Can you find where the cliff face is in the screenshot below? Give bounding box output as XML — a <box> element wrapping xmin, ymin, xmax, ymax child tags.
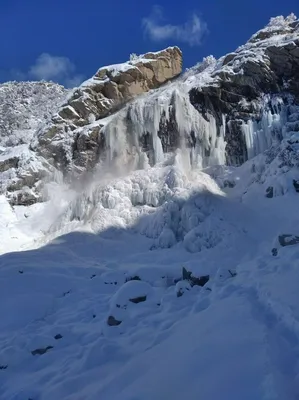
<box><xmin>1</xmin><ymin>15</ymin><xmax>299</xmax><ymax>206</ymax></box>
<box><xmin>190</xmin><ymin>14</ymin><xmax>299</xmax><ymax>165</ymax></box>
<box><xmin>32</xmin><ymin>47</ymin><xmax>183</xmax><ymax>171</ymax></box>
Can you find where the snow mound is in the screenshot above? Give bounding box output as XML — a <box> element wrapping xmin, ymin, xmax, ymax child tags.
<box><xmin>111</xmin><ymin>280</ymin><xmax>153</xmax><ymax>308</ymax></box>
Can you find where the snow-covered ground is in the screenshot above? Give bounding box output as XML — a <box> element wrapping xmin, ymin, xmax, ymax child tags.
<box><xmin>1</xmin><ymin>150</ymin><xmax>299</xmax><ymax>400</ymax></box>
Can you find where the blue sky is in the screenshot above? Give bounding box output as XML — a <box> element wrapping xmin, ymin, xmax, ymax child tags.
<box><xmin>0</xmin><ymin>0</ymin><xmax>298</xmax><ymax>87</ymax></box>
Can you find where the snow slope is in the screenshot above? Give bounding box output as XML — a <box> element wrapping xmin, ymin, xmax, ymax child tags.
<box><xmin>1</xmin><ymin>147</ymin><xmax>299</xmax><ymax>399</ymax></box>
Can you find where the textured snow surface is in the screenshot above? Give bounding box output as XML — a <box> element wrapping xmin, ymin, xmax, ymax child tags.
<box><xmin>1</xmin><ymin>145</ymin><xmax>299</xmax><ymax>399</ymax></box>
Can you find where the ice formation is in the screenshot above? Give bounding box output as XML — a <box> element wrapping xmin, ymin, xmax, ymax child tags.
<box><xmin>241</xmin><ymin>96</ymin><xmax>289</xmax><ymax>160</ymax></box>
<box><xmin>99</xmin><ymin>81</ymin><xmax>227</xmax><ymax>178</ymax></box>
<box><xmin>39</xmin><ymin>94</ymin><xmax>299</xmax><ymax>251</ymax></box>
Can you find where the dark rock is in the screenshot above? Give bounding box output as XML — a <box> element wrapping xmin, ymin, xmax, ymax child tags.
<box><xmin>225</xmin><ymin>120</ymin><xmax>248</xmax><ymax>166</ymax></box>
<box><xmin>129</xmin><ymin>295</ymin><xmax>147</xmax><ymax>304</ymax></box>
<box><xmin>0</xmin><ymin>365</ymin><xmax>8</xmax><ymax>370</ymax></box>
<box><xmin>272</xmin><ymin>248</ymin><xmax>278</xmax><ymax>256</ymax></box>
<box><xmin>293</xmin><ymin>179</ymin><xmax>299</xmax><ymax>192</ymax></box>
<box><xmin>54</xmin><ymin>334</ymin><xmax>63</xmax><ymax>340</ymax></box>
<box><xmin>107</xmin><ymin>315</ymin><xmax>122</xmax><ymax>326</ymax></box>
<box><xmin>191</xmin><ymin>275</ymin><xmax>210</xmax><ymax>287</ymax></box>
<box><xmin>223</xmin><ymin>180</ymin><xmax>235</xmax><ymax>188</ymax></box>
<box><xmin>182</xmin><ymin>267</ymin><xmax>192</xmax><ymax>281</ymax></box>
<box><xmin>31</xmin><ymin>346</ymin><xmax>53</xmax><ymax>356</ymax></box>
<box><xmin>72</xmin><ymin>126</ymin><xmax>106</xmax><ymax>172</ymax></box>
<box><xmin>125</xmin><ymin>275</ymin><xmax>141</xmax><ymax>282</ymax></box>
<box><xmin>278</xmin><ymin>234</ymin><xmax>299</xmax><ymax>247</ymax></box>
<box><xmin>181</xmin><ymin>267</ymin><xmax>210</xmax><ymax>287</ymax></box>
<box><xmin>228</xmin><ymin>270</ymin><xmax>237</xmax><ymax>277</ymax></box>
<box><xmin>0</xmin><ymin>156</ymin><xmax>19</xmax><ymax>173</ymax></box>
<box><xmin>266</xmin><ymin>186</ymin><xmax>274</xmax><ymax>198</ymax></box>
<box><xmin>9</xmin><ymin>190</ymin><xmax>42</xmax><ymax>207</ymax></box>
<box><xmin>223</xmin><ymin>53</ymin><xmax>237</xmax><ymax>65</ymax></box>
<box><xmin>158</xmin><ymin>102</ymin><xmax>180</xmax><ymax>153</ymax></box>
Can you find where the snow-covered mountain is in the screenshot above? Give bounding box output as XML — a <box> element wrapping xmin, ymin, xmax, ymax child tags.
<box><xmin>0</xmin><ymin>81</ymin><xmax>68</xmax><ymax>205</ymax></box>
<box><xmin>0</xmin><ymin>81</ymin><xmax>68</xmax><ymax>147</ymax></box>
<box><xmin>1</xmin><ymin>14</ymin><xmax>299</xmax><ymax>400</ymax></box>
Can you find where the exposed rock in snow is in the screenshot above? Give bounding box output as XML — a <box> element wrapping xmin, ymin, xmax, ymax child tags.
<box><xmin>175</xmin><ymin>280</ymin><xmax>191</xmax><ymax>297</ymax></box>
<box><xmin>111</xmin><ymin>280</ymin><xmax>153</xmax><ymax>308</ymax></box>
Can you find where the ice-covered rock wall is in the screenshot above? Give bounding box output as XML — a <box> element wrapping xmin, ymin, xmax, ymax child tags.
<box><xmin>100</xmin><ymin>84</ymin><xmax>226</xmax><ymax>174</ymax></box>
<box><xmin>241</xmin><ymin>96</ymin><xmax>288</xmax><ymax>160</ymax></box>
<box><xmin>1</xmin><ymin>15</ymin><xmax>299</xmax><ymax>206</ymax></box>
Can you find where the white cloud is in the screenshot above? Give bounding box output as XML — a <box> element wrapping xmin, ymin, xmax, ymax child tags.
<box><xmin>29</xmin><ymin>53</ymin><xmax>74</xmax><ymax>81</ymax></box>
<box><xmin>142</xmin><ymin>6</ymin><xmax>207</xmax><ymax>46</ymax></box>
<box><xmin>28</xmin><ymin>53</ymin><xmax>84</xmax><ymax>88</ymax></box>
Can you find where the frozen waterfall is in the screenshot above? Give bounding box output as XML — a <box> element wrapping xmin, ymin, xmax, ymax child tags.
<box><xmin>241</xmin><ymin>97</ymin><xmax>288</xmax><ymax>160</ymax></box>
<box><xmin>101</xmin><ymin>85</ymin><xmax>227</xmax><ymax>172</ymax></box>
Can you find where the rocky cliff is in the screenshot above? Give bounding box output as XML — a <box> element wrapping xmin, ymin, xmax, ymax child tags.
<box><xmin>190</xmin><ymin>14</ymin><xmax>299</xmax><ymax>165</ymax></box>
<box><xmin>1</xmin><ymin>14</ymin><xmax>299</xmax><ymax>206</ymax></box>
<box><xmin>32</xmin><ymin>47</ymin><xmax>182</xmax><ymax>171</ymax></box>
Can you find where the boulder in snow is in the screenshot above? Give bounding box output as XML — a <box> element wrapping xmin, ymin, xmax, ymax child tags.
<box><xmin>176</xmin><ymin>280</ymin><xmax>191</xmax><ymax>297</ymax></box>
<box><xmin>272</xmin><ymin>234</ymin><xmax>299</xmax><ymax>255</ymax></box>
<box><xmin>111</xmin><ymin>280</ymin><xmax>153</xmax><ymax>308</ymax></box>
<box><xmin>107</xmin><ymin>315</ymin><xmax>122</xmax><ymax>326</ymax></box>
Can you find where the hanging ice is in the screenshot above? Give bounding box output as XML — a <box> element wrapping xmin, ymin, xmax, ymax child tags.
<box><xmin>100</xmin><ymin>83</ymin><xmax>227</xmax><ymax>173</ymax></box>
<box><xmin>241</xmin><ymin>96</ymin><xmax>288</xmax><ymax>160</ymax></box>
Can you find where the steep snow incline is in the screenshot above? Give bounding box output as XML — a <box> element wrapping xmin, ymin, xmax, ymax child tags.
<box><xmin>1</xmin><ymin>165</ymin><xmax>299</xmax><ymax>399</ymax></box>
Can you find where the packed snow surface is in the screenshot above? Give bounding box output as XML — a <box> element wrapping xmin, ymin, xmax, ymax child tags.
<box><xmin>1</xmin><ymin>142</ymin><xmax>299</xmax><ymax>399</ymax></box>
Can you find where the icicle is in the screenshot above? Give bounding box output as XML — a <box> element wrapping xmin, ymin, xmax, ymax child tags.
<box><xmin>241</xmin><ymin>97</ymin><xmax>288</xmax><ymax>160</ymax></box>
<box><xmin>99</xmin><ymin>81</ymin><xmax>228</xmax><ymax>174</ymax></box>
